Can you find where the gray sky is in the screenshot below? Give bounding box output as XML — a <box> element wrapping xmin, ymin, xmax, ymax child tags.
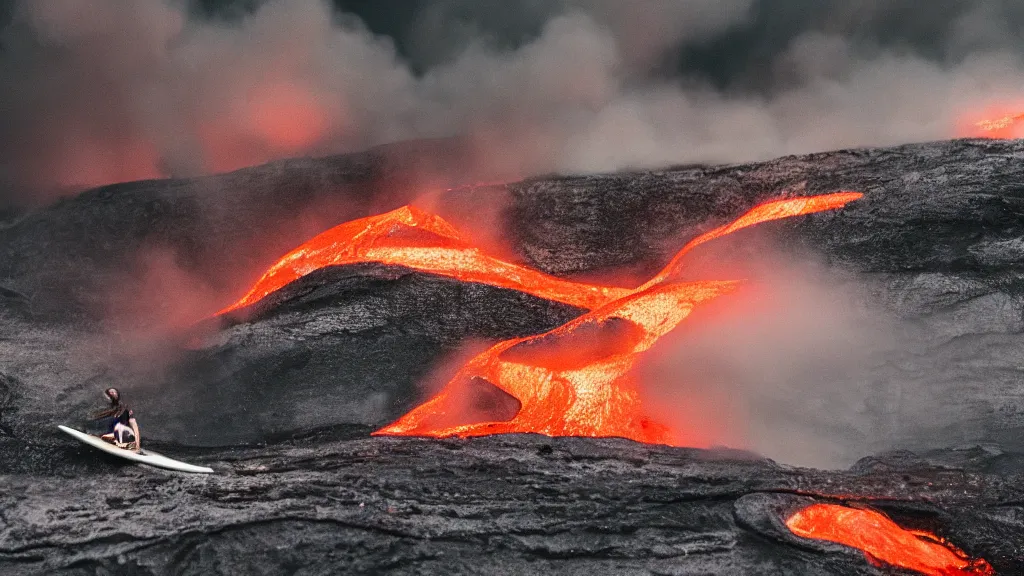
<box><xmin>2</xmin><ymin>0</ymin><xmax>1023</xmax><ymax>205</ymax></box>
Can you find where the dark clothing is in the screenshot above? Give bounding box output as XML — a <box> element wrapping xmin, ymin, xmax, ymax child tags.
<box><xmin>93</xmin><ymin>404</ymin><xmax>135</xmax><ymax>433</ymax></box>
<box><xmin>97</xmin><ymin>407</ymin><xmax>136</xmax><ymax>446</ymax></box>
<box><xmin>113</xmin><ymin>406</ymin><xmax>135</xmax><ymax>427</ymax></box>
<box><xmin>94</xmin><ymin>416</ymin><xmax>116</xmax><ymax>434</ymax></box>
<box><xmin>89</xmin><ymin>395</ymin><xmax>139</xmax><ymax>448</ymax></box>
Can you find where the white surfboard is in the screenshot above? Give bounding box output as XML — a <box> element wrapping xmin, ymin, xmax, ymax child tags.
<box><xmin>58</xmin><ymin>425</ymin><xmax>214</xmax><ymax>474</ymax></box>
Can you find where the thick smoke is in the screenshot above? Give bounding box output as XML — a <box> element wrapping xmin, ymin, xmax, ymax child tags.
<box><xmin>3</xmin><ymin>0</ymin><xmax>1024</xmax><ymax>206</ymax></box>
<box><xmin>0</xmin><ymin>0</ymin><xmax>415</xmax><ymax>202</ymax></box>
<box><xmin>636</xmin><ymin>244</ymin><xmax>890</xmax><ymax>468</ymax></box>
<box><xmin>406</xmin><ymin>0</ymin><xmax>755</xmax><ymax>72</ymax></box>
<box><xmin>633</xmin><ymin>233</ymin><xmax>1008</xmax><ymax>469</ymax></box>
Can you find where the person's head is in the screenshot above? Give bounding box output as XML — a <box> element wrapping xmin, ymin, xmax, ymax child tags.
<box><xmin>104</xmin><ymin>387</ymin><xmax>120</xmax><ymax>406</ymax></box>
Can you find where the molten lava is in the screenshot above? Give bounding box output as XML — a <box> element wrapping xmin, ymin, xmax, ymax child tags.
<box><xmin>786</xmin><ymin>504</ymin><xmax>994</xmax><ymax>576</ymax></box>
<box><xmin>215</xmin><ymin>188</ymin><xmax>1000</xmax><ymax>572</ymax></box>
<box><xmin>221</xmin><ymin>188</ymin><xmax>861</xmax><ymax>444</ymax></box>
<box><xmin>222</xmin><ymin>192</ymin><xmax>862</xmax><ymax>317</ymax></box>
<box><xmin>974</xmin><ymin>113</ymin><xmax>1024</xmax><ymax>138</ymax></box>
<box><xmin>218</xmin><ymin>205</ymin><xmax>631</xmax><ymax>315</ymax></box>
<box><xmin>374</xmin><ymin>280</ymin><xmax>740</xmax><ymax>444</ymax></box>
<box><xmin>959</xmin><ymin>105</ymin><xmax>1024</xmax><ymax>139</ymax></box>
<box><xmin>372</xmin><ymin>192</ymin><xmax>863</xmax><ymax>445</ymax></box>
<box><xmin>641</xmin><ymin>192</ymin><xmax>864</xmax><ymax>288</ymax></box>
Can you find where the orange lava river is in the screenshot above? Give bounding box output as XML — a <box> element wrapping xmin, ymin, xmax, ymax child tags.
<box><xmin>221</xmin><ymin>193</ymin><xmax>862</xmax><ymax>317</ymax></box>
<box><xmin>217</xmin><ymin>187</ymin><xmax>999</xmax><ymax>574</ymax></box>
<box><xmin>217</xmin><ymin>205</ymin><xmax>632</xmax><ymax>315</ymax></box>
<box><xmin>787</xmin><ymin>504</ymin><xmax>994</xmax><ymax>576</ymax></box>
<box><xmin>218</xmin><ymin>190</ymin><xmax>861</xmax><ymax>444</ymax></box>
<box><xmin>372</xmin><ymin>192</ymin><xmax>862</xmax><ymax>444</ymax></box>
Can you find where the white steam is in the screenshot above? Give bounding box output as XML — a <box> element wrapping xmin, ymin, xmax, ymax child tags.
<box><xmin>639</xmin><ymin>249</ymin><xmax>899</xmax><ymax>469</ymax></box>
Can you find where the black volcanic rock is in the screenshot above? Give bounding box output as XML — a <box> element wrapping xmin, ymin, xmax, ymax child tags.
<box><xmin>159</xmin><ymin>264</ymin><xmax>582</xmax><ymax>445</ymax></box>
<box><xmin>1</xmin><ymin>435</ymin><xmax>1021</xmax><ymax>575</ymax></box>
<box><xmin>2</xmin><ymin>139</ymin><xmax>1022</xmax><ymax>452</ymax></box>
<box><xmin>0</xmin><ymin>264</ymin><xmax>581</xmax><ymax>447</ymax></box>
<box><xmin>0</xmin><ymin>137</ymin><xmax>481</xmax><ymax>320</ymax></box>
<box><xmin>510</xmin><ymin>139</ymin><xmax>1024</xmax><ymax>279</ymax></box>
<box><xmin>1</xmin><ymin>138</ymin><xmax>1024</xmax><ymax>574</ymax></box>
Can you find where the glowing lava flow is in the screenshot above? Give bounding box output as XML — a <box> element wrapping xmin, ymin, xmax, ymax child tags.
<box><xmin>374</xmin><ymin>280</ymin><xmax>739</xmax><ymax>444</ymax></box>
<box><xmin>221</xmin><ymin>192</ymin><xmax>862</xmax><ymax>317</ymax></box>
<box><xmin>972</xmin><ymin>113</ymin><xmax>1024</xmax><ymax>139</ymax></box>
<box><xmin>374</xmin><ymin>192</ymin><xmax>863</xmax><ymax>445</ymax></box>
<box><xmin>786</xmin><ymin>504</ymin><xmax>994</xmax><ymax>576</ymax></box>
<box><xmin>219</xmin><ymin>188</ymin><xmax>861</xmax><ymax>444</ymax></box>
<box><xmin>958</xmin><ymin>106</ymin><xmax>1024</xmax><ymax>139</ymax></box>
<box><xmin>641</xmin><ymin>192</ymin><xmax>864</xmax><ymax>289</ymax></box>
<box><xmin>218</xmin><ymin>205</ymin><xmax>631</xmax><ymax>315</ymax></box>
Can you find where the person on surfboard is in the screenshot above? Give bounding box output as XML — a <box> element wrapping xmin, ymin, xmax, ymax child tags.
<box><xmin>90</xmin><ymin>387</ymin><xmax>142</xmax><ymax>453</ymax></box>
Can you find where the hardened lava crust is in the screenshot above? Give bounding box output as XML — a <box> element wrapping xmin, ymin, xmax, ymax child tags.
<box><xmin>1</xmin><ymin>138</ymin><xmax>1022</xmax><ymax>574</ymax></box>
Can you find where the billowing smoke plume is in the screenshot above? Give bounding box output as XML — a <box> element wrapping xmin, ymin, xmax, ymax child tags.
<box><xmin>2</xmin><ymin>0</ymin><xmax>1024</xmax><ymax>205</ymax></box>
<box><xmin>405</xmin><ymin>0</ymin><xmax>755</xmax><ymax>72</ymax></box>
<box><xmin>634</xmin><ymin>233</ymin><xmax>1017</xmax><ymax>469</ymax></box>
<box><xmin>636</xmin><ymin>244</ymin><xmax>896</xmax><ymax>468</ymax></box>
<box><xmin>0</xmin><ymin>0</ymin><xmax>419</xmax><ymax>202</ymax></box>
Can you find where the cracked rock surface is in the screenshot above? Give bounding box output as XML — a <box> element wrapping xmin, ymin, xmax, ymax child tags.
<box><xmin>2</xmin><ymin>436</ymin><xmax>1022</xmax><ymax>575</ymax></box>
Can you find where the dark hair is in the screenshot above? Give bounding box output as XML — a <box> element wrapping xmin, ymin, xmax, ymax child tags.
<box><xmin>91</xmin><ymin>388</ymin><xmax>126</xmax><ymax>420</ymax></box>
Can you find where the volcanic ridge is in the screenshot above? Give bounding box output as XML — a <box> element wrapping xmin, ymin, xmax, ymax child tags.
<box><xmin>1</xmin><ymin>138</ymin><xmax>1023</xmax><ymax>575</ymax></box>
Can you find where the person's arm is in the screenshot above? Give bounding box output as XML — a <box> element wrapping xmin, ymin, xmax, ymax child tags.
<box><xmin>129</xmin><ymin>417</ymin><xmax>142</xmax><ymax>452</ymax></box>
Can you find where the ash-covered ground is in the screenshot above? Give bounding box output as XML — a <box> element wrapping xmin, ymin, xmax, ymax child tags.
<box><xmin>1</xmin><ymin>138</ymin><xmax>1023</xmax><ymax>574</ymax></box>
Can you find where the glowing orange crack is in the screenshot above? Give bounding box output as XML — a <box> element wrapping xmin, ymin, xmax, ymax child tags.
<box><xmin>641</xmin><ymin>192</ymin><xmax>864</xmax><ymax>289</ymax></box>
<box><xmin>786</xmin><ymin>504</ymin><xmax>994</xmax><ymax>576</ymax></box>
